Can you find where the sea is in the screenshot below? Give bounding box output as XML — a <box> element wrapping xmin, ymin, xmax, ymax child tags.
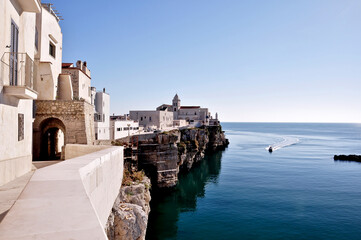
<box><xmin>146</xmin><ymin>123</ymin><xmax>361</xmax><ymax>240</ymax></box>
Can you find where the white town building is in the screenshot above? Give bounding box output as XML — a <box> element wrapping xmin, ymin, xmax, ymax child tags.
<box><xmin>0</xmin><ymin>0</ymin><xmax>41</xmax><ymax>186</ymax></box>
<box><xmin>172</xmin><ymin>94</ymin><xmax>210</xmax><ymax>125</ymax></box>
<box><xmin>110</xmin><ymin>116</ymin><xmax>140</xmax><ymax>140</ymax></box>
<box><xmin>94</xmin><ymin>89</ymin><xmax>110</xmax><ymax>140</ymax></box>
<box><xmin>129</xmin><ymin>109</ymin><xmax>173</xmax><ymax>130</ymax></box>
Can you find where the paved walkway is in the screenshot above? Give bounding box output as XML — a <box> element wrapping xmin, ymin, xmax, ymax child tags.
<box><xmin>0</xmin><ymin>161</ymin><xmax>61</xmax><ymax>222</ymax></box>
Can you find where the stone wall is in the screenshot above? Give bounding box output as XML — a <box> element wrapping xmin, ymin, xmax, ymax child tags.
<box><xmin>33</xmin><ymin>100</ymin><xmax>95</xmax><ymax>160</ymax></box>
<box><xmin>61</xmin><ymin>69</ymin><xmax>79</xmax><ymax>100</ymax></box>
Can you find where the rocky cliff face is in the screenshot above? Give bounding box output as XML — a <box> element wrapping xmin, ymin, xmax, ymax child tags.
<box><xmin>135</xmin><ymin>126</ymin><xmax>229</xmax><ymax>188</ymax></box>
<box><xmin>107</xmin><ymin>125</ymin><xmax>228</xmax><ymax>239</ymax></box>
<box><xmin>106</xmin><ymin>177</ymin><xmax>151</xmax><ymax>240</ymax></box>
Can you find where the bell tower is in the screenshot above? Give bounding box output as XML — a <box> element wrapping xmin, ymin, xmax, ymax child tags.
<box><xmin>172</xmin><ymin>94</ymin><xmax>181</xmax><ymax>119</ymax></box>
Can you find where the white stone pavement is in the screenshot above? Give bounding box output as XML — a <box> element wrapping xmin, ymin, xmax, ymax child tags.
<box><xmin>0</xmin><ymin>146</ymin><xmax>123</xmax><ymax>240</ymax></box>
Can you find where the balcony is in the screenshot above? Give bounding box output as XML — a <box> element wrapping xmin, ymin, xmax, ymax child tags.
<box><xmin>17</xmin><ymin>0</ymin><xmax>41</xmax><ymax>13</ymax></box>
<box><xmin>1</xmin><ymin>52</ymin><xmax>38</xmax><ymax>99</ymax></box>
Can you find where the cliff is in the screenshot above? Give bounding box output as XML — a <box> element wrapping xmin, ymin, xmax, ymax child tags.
<box><xmin>106</xmin><ymin>173</ymin><xmax>151</xmax><ymax>240</ymax></box>
<box><xmin>124</xmin><ymin>125</ymin><xmax>229</xmax><ymax>188</ymax></box>
<box><xmin>108</xmin><ymin>125</ymin><xmax>228</xmax><ymax>239</ymax></box>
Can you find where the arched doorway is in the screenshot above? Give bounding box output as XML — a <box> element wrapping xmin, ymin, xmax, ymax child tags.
<box><xmin>39</xmin><ymin>118</ymin><xmax>66</xmax><ymax>160</ymax></box>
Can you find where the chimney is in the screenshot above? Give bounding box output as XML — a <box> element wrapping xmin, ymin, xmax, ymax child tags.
<box><xmin>103</xmin><ymin>88</ymin><xmax>105</xmax><ymax>93</ymax></box>
<box><xmin>76</xmin><ymin>60</ymin><xmax>83</xmax><ymax>69</ymax></box>
<box><xmin>82</xmin><ymin>61</ymin><xmax>88</xmax><ymax>72</ymax></box>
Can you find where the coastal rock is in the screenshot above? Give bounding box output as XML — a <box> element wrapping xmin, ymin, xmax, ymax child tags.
<box><xmin>135</xmin><ymin>126</ymin><xmax>229</xmax><ymax>188</ymax></box>
<box><xmin>106</xmin><ymin>203</ymin><xmax>147</xmax><ymax>240</ymax></box>
<box><xmin>334</xmin><ymin>155</ymin><xmax>361</xmax><ymax>162</ymax></box>
<box><xmin>106</xmin><ymin>177</ymin><xmax>151</xmax><ymax>240</ymax></box>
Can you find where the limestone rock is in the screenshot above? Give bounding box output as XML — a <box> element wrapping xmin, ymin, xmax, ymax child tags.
<box><xmin>106</xmin><ymin>177</ymin><xmax>151</xmax><ymax>240</ymax></box>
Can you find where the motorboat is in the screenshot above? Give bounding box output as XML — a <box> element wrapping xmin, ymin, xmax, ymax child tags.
<box><xmin>268</xmin><ymin>146</ymin><xmax>273</xmax><ymax>153</ymax></box>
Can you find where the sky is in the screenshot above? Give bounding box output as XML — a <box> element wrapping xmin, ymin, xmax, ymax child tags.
<box><xmin>50</xmin><ymin>0</ymin><xmax>361</xmax><ymax>123</ymax></box>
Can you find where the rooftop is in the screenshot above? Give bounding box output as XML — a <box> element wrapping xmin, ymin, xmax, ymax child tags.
<box><xmin>180</xmin><ymin>106</ymin><xmax>200</xmax><ymax>109</ymax></box>
<box><xmin>62</xmin><ymin>63</ymin><xmax>73</xmax><ymax>68</ymax></box>
<box><xmin>41</xmin><ymin>3</ymin><xmax>63</xmax><ymax>22</ymax></box>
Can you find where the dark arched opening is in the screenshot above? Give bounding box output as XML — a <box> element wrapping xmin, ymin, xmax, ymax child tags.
<box><xmin>39</xmin><ymin>118</ymin><xmax>66</xmax><ymax>160</ymax></box>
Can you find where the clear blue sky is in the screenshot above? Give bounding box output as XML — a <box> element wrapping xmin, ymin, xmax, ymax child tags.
<box><xmin>51</xmin><ymin>0</ymin><xmax>361</xmax><ymax>122</ymax></box>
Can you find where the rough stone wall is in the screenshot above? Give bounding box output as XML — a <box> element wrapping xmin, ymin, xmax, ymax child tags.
<box><xmin>137</xmin><ymin>131</ymin><xmax>180</xmax><ymax>188</ymax></box>
<box><xmin>61</xmin><ymin>69</ymin><xmax>79</xmax><ymax>99</ymax></box>
<box><xmin>33</xmin><ymin>100</ymin><xmax>95</xmax><ymax>160</ymax></box>
<box><xmin>106</xmin><ymin>177</ymin><xmax>151</xmax><ymax>240</ymax></box>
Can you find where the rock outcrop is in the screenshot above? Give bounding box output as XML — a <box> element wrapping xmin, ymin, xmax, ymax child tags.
<box><xmin>133</xmin><ymin>126</ymin><xmax>229</xmax><ymax>188</ymax></box>
<box><xmin>108</xmin><ymin>125</ymin><xmax>228</xmax><ymax>239</ymax></box>
<box><xmin>334</xmin><ymin>155</ymin><xmax>361</xmax><ymax>162</ymax></box>
<box><xmin>106</xmin><ymin>177</ymin><xmax>151</xmax><ymax>240</ymax></box>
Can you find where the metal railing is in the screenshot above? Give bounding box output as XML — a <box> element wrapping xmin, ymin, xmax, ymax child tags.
<box><xmin>1</xmin><ymin>52</ymin><xmax>34</xmax><ymax>89</ymax></box>
<box><xmin>42</xmin><ymin>3</ymin><xmax>61</xmax><ymax>22</ymax></box>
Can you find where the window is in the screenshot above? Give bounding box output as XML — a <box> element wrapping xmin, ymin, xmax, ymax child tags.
<box><xmin>141</xmin><ymin>117</ymin><xmax>143</xmax><ymax>121</ymax></box>
<box><xmin>117</xmin><ymin>128</ymin><xmax>121</xmax><ymax>131</ymax></box>
<box><xmin>18</xmin><ymin>114</ymin><xmax>24</xmax><ymax>141</ymax></box>
<box><xmin>10</xmin><ymin>20</ymin><xmax>19</xmax><ymax>86</ymax></box>
<box><xmin>174</xmin><ymin>108</ymin><xmax>176</xmax><ymax>111</ymax></box>
<box><xmin>194</xmin><ymin>112</ymin><xmax>197</xmax><ymax>115</ymax></box>
<box><xmin>49</xmin><ymin>41</ymin><xmax>56</xmax><ymax>58</ymax></box>
<box><xmin>149</xmin><ymin>117</ymin><xmax>152</xmax><ymax>122</ymax></box>
<box><xmin>35</xmin><ymin>28</ymin><xmax>38</xmax><ymax>50</ymax></box>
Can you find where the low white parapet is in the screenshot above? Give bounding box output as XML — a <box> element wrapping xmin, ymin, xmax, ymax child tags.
<box><xmin>0</xmin><ymin>146</ymin><xmax>124</xmax><ymax>240</ymax></box>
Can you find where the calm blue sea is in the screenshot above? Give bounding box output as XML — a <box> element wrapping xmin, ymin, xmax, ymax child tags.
<box><xmin>146</xmin><ymin>123</ymin><xmax>361</xmax><ymax>240</ymax></box>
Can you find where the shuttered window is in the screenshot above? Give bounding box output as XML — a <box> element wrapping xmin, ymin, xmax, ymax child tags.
<box><xmin>10</xmin><ymin>20</ymin><xmax>19</xmax><ymax>86</ymax></box>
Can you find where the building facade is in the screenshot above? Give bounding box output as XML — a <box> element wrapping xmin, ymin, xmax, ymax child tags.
<box><xmin>129</xmin><ymin>110</ymin><xmax>173</xmax><ymax>130</ymax></box>
<box><xmin>34</xmin><ymin>3</ymin><xmax>62</xmax><ymax>101</ymax></box>
<box><xmin>94</xmin><ymin>89</ymin><xmax>110</xmax><ymax>140</ymax></box>
<box><xmin>110</xmin><ymin>119</ymin><xmax>139</xmax><ymax>140</ymax></box>
<box><xmin>0</xmin><ymin>0</ymin><xmax>41</xmax><ymax>186</ymax></box>
<box><xmin>171</xmin><ymin>94</ymin><xmax>210</xmax><ymax>125</ymax></box>
<box><xmin>61</xmin><ymin>61</ymin><xmax>91</xmax><ymax>103</ymax></box>
<box><xmin>32</xmin><ymin>4</ymin><xmax>95</xmax><ymax>160</ymax></box>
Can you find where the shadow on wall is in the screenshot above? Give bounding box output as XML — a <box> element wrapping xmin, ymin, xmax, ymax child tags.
<box><xmin>145</xmin><ymin>150</ymin><xmax>224</xmax><ymax>239</ymax></box>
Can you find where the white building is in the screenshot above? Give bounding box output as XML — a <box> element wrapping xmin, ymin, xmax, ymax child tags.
<box><xmin>61</xmin><ymin>61</ymin><xmax>91</xmax><ymax>104</ymax></box>
<box><xmin>0</xmin><ymin>0</ymin><xmax>41</xmax><ymax>186</ymax></box>
<box><xmin>94</xmin><ymin>89</ymin><xmax>110</xmax><ymax>140</ymax></box>
<box><xmin>110</xmin><ymin>118</ymin><xmax>139</xmax><ymax>140</ymax></box>
<box><xmin>129</xmin><ymin>109</ymin><xmax>173</xmax><ymax>130</ymax></box>
<box><xmin>171</xmin><ymin>94</ymin><xmax>210</xmax><ymax>125</ymax></box>
<box><xmin>34</xmin><ymin>3</ymin><xmax>63</xmax><ymax>101</ymax></box>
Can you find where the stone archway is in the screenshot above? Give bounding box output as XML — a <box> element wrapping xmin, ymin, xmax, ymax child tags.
<box><xmin>38</xmin><ymin>118</ymin><xmax>66</xmax><ymax>160</ymax></box>
<box><xmin>33</xmin><ymin>100</ymin><xmax>96</xmax><ymax>161</ymax></box>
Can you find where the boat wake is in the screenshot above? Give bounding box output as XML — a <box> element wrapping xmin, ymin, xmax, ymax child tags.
<box><xmin>266</xmin><ymin>136</ymin><xmax>299</xmax><ymax>152</ymax></box>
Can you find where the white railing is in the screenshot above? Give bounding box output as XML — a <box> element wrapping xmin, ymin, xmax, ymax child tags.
<box><xmin>42</xmin><ymin>3</ymin><xmax>61</xmax><ymax>22</ymax></box>
<box><xmin>1</xmin><ymin>52</ymin><xmax>34</xmax><ymax>89</ymax></box>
